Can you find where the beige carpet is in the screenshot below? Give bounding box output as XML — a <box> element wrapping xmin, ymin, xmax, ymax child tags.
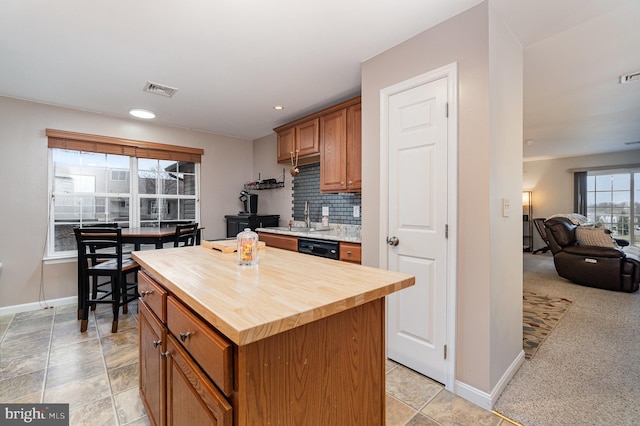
<box><xmin>495</xmin><ymin>252</ymin><xmax>640</xmax><ymax>426</ymax></box>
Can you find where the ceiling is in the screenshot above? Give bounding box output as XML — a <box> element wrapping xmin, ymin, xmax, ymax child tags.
<box><xmin>1</xmin><ymin>0</ymin><xmax>639</xmax><ymax>161</ymax></box>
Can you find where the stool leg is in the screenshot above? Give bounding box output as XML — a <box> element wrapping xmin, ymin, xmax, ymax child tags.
<box><xmin>111</xmin><ymin>274</ymin><xmax>121</xmax><ymax>333</ymax></box>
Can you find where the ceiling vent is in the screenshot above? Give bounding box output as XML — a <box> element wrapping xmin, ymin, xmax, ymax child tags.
<box><xmin>619</xmin><ymin>71</ymin><xmax>640</xmax><ymax>84</ymax></box>
<box><xmin>624</xmin><ymin>141</ymin><xmax>640</xmax><ymax>146</ymax></box>
<box><xmin>143</xmin><ymin>81</ymin><xmax>179</xmax><ymax>97</ymax></box>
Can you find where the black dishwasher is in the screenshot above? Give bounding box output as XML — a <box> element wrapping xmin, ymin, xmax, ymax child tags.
<box><xmin>297</xmin><ymin>237</ymin><xmax>339</xmax><ymax>260</ymax></box>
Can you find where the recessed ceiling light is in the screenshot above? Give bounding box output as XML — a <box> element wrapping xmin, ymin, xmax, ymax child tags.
<box><xmin>129</xmin><ymin>108</ymin><xmax>156</xmax><ymax>119</ymax></box>
<box><xmin>273</xmin><ymin>105</ymin><xmax>284</xmax><ymax>110</ymax></box>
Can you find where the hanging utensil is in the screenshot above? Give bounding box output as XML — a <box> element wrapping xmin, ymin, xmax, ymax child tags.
<box><xmin>290</xmin><ymin>150</ymin><xmax>300</xmax><ymax>176</ymax></box>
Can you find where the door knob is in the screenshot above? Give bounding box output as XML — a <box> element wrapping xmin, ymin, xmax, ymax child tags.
<box><xmin>386</xmin><ymin>236</ymin><xmax>399</xmax><ymax>246</ymax></box>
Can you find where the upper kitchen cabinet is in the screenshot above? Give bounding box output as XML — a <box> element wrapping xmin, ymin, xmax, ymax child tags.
<box><xmin>275</xmin><ymin>118</ymin><xmax>320</xmax><ymax>164</ymax></box>
<box><xmin>274</xmin><ymin>96</ymin><xmax>361</xmax><ymax>193</ymax></box>
<box><xmin>320</xmin><ymin>100</ymin><xmax>361</xmax><ymax>193</ymax></box>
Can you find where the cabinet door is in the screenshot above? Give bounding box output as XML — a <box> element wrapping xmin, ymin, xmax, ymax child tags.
<box><xmin>166</xmin><ymin>335</ymin><xmax>233</xmax><ymax>426</ymax></box>
<box><xmin>346</xmin><ymin>104</ymin><xmax>362</xmax><ymax>192</ymax></box>
<box><xmin>320</xmin><ymin>109</ymin><xmax>347</xmax><ymax>192</ymax></box>
<box><xmin>296</xmin><ymin>118</ymin><xmax>320</xmax><ymax>158</ymax></box>
<box><xmin>277</xmin><ymin>127</ymin><xmax>296</xmax><ymax>163</ymax></box>
<box><xmin>139</xmin><ymin>301</ymin><xmax>166</xmax><ymax>426</ymax></box>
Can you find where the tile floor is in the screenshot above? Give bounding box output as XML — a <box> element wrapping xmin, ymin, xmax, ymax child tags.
<box><xmin>0</xmin><ymin>303</ymin><xmax>515</xmax><ymax>426</ymax></box>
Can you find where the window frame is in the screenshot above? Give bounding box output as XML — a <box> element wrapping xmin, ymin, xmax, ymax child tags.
<box><xmin>46</xmin><ymin>130</ymin><xmax>203</xmax><ymax>259</ymax></box>
<box><xmin>585</xmin><ymin>168</ymin><xmax>639</xmax><ymax>246</ymax></box>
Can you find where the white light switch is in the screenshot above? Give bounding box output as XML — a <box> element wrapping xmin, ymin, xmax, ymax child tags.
<box><xmin>322</xmin><ymin>206</ymin><xmax>329</xmax><ymax>216</ymax></box>
<box><xmin>502</xmin><ymin>198</ymin><xmax>510</xmax><ymax>217</ymax></box>
<box><xmin>353</xmin><ymin>205</ymin><xmax>360</xmax><ymax>218</ymax></box>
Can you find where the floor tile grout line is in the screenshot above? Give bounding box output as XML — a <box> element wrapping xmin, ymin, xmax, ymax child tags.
<box><xmin>39</xmin><ymin>308</ymin><xmax>57</xmax><ymax>403</ymax></box>
<box><xmin>0</xmin><ymin>313</ymin><xmax>15</xmax><ymax>345</ymax></box>
<box><xmin>94</xmin><ymin>308</ymin><xmax>124</xmax><ymax>426</ymax></box>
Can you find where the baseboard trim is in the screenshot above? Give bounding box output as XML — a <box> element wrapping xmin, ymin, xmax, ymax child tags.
<box><xmin>0</xmin><ymin>296</ymin><xmax>76</xmax><ymax>315</ymax></box>
<box><xmin>454</xmin><ymin>350</ymin><xmax>525</xmax><ymax>410</ymax></box>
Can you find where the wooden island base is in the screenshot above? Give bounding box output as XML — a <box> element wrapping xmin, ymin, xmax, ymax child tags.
<box><xmin>234</xmin><ymin>298</ymin><xmax>385</xmax><ymax>425</ymax></box>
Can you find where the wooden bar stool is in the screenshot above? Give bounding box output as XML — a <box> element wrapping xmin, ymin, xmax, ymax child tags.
<box><xmin>74</xmin><ymin>227</ymin><xmax>140</xmax><ymax>332</ymax></box>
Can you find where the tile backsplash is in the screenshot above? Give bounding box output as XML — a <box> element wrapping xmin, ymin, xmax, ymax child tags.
<box><xmin>292</xmin><ymin>163</ymin><xmax>362</xmax><ymax>225</ymax></box>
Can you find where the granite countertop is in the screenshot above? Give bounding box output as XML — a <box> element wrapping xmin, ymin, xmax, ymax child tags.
<box><xmin>255</xmin><ymin>222</ymin><xmax>361</xmax><ymax>243</ymax></box>
<box><xmin>132</xmin><ymin>245</ymin><xmax>413</xmax><ymax>345</ymax></box>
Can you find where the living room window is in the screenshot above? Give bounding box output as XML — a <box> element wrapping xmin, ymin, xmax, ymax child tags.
<box><xmin>585</xmin><ymin>170</ymin><xmax>639</xmax><ymax>246</ymax></box>
<box><xmin>46</xmin><ymin>129</ymin><xmax>203</xmax><ymax>258</ymax></box>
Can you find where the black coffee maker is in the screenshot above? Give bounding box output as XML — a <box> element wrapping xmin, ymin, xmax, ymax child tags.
<box><xmin>239</xmin><ymin>190</ymin><xmax>258</xmax><ymax>215</ymax></box>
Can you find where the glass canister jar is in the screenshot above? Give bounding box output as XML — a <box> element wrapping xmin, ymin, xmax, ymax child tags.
<box><xmin>237</xmin><ymin>228</ymin><xmax>259</xmax><ymax>266</ymax></box>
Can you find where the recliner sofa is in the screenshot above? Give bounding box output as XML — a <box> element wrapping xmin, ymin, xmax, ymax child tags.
<box><xmin>544</xmin><ymin>217</ymin><xmax>640</xmax><ymax>293</ymax></box>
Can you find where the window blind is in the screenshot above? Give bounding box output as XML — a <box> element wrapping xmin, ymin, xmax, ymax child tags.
<box><xmin>46</xmin><ymin>129</ymin><xmax>203</xmax><ymax>163</ymax></box>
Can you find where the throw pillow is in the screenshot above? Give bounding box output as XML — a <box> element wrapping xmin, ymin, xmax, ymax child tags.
<box><xmin>575</xmin><ymin>227</ymin><xmax>617</xmax><ymax>248</ymax></box>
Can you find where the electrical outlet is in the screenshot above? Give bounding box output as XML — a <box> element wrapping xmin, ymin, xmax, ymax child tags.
<box><xmin>353</xmin><ymin>205</ymin><xmax>360</xmax><ymax>218</ymax></box>
<box><xmin>322</xmin><ymin>206</ymin><xmax>329</xmax><ymax>216</ymax></box>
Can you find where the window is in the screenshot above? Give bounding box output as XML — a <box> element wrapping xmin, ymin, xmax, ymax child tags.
<box><xmin>47</xmin><ymin>129</ymin><xmax>203</xmax><ymax>257</ymax></box>
<box><xmin>585</xmin><ymin>170</ymin><xmax>639</xmax><ymax>246</ymax></box>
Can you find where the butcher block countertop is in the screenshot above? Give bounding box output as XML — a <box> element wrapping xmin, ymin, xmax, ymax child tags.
<box><xmin>132</xmin><ymin>245</ymin><xmax>414</xmax><ymax>346</ymax></box>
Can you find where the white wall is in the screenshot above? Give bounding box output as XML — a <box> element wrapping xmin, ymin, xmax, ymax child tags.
<box><xmin>362</xmin><ymin>1</ymin><xmax>523</xmax><ymax>402</ymax></box>
<box><xmin>0</xmin><ymin>96</ymin><xmax>253</xmax><ymax>309</ymax></box>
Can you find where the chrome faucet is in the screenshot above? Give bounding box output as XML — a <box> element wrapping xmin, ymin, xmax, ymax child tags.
<box><xmin>304</xmin><ymin>201</ymin><xmax>311</xmax><ymax>228</ymax></box>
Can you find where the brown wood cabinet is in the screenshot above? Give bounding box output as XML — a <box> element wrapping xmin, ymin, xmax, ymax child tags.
<box><xmin>139</xmin><ymin>301</ymin><xmax>166</xmax><ymax>426</ymax></box>
<box><xmin>274</xmin><ymin>96</ymin><xmax>362</xmax><ymax>193</ymax></box>
<box><xmin>320</xmin><ymin>100</ymin><xmax>361</xmax><ymax>193</ymax></box>
<box><xmin>258</xmin><ymin>232</ymin><xmax>298</xmax><ymax>251</ymax></box>
<box><xmin>139</xmin><ymin>271</ymin><xmax>233</xmax><ymax>426</ymax></box>
<box><xmin>137</xmin><ymin>265</ymin><xmax>389</xmax><ymax>425</ymax></box>
<box><xmin>339</xmin><ymin>242</ymin><xmax>362</xmax><ymax>264</ymax></box>
<box><xmin>276</xmin><ymin>118</ymin><xmax>320</xmax><ymax>163</ymax></box>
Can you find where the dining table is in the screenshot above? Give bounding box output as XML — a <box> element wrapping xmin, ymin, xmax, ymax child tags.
<box><xmin>76</xmin><ymin>225</ymin><xmax>203</xmax><ymax>320</ymax></box>
<box><xmin>121</xmin><ymin>226</ymin><xmax>202</xmax><ymax>250</ymax></box>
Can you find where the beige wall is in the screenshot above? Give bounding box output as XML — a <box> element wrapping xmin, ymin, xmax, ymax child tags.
<box><xmin>523</xmin><ymin>150</ymin><xmax>640</xmax><ymax>248</ymax></box>
<box><xmin>252</xmin><ymin>133</ymin><xmax>293</xmax><ymax>224</ymax></box>
<box><xmin>488</xmin><ymin>3</ymin><xmax>524</xmax><ymax>389</ymax></box>
<box><xmin>0</xmin><ymin>96</ymin><xmax>252</xmax><ymax>309</ymax></box>
<box><xmin>362</xmin><ymin>1</ymin><xmax>523</xmax><ymax>400</ymax></box>
<box><xmin>524</xmin><ymin>151</ymin><xmax>640</xmax><ymax>218</ymax></box>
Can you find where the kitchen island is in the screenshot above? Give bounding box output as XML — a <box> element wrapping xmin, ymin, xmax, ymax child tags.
<box><xmin>132</xmin><ymin>244</ymin><xmax>414</xmax><ymax>425</ymax></box>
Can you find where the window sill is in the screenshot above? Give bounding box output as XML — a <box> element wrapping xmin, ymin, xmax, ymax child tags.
<box><xmin>43</xmin><ymin>255</ymin><xmax>76</xmax><ymax>264</ymax></box>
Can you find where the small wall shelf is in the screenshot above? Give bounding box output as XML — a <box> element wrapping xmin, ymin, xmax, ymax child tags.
<box><xmin>244</xmin><ymin>169</ymin><xmax>286</xmax><ymax>191</ymax></box>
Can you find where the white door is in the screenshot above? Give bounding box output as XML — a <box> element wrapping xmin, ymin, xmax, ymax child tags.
<box><xmin>386</xmin><ymin>76</ymin><xmax>449</xmax><ymax>383</ymax></box>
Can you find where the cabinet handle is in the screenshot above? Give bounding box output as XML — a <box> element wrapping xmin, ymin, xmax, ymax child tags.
<box><xmin>160</xmin><ymin>351</ymin><xmax>170</xmax><ymax>359</ymax></box>
<box><xmin>348</xmin><ymin>180</ymin><xmax>353</xmax><ymax>185</ymax></box>
<box><xmin>179</xmin><ymin>331</ymin><xmax>192</xmax><ymax>342</ymax></box>
<box><xmin>152</xmin><ymin>340</ymin><xmax>161</xmax><ymax>348</ymax></box>
<box><xmin>341</xmin><ymin>181</ymin><xmax>345</xmax><ymax>186</ymax></box>
<box><xmin>140</xmin><ymin>290</ymin><xmax>153</xmax><ymax>296</ymax></box>
<box><xmin>347</xmin><ymin>251</ymin><xmax>352</xmax><ymax>256</ymax></box>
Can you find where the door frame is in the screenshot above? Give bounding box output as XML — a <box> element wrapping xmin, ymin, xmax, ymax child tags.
<box><xmin>379</xmin><ymin>62</ymin><xmax>458</xmax><ymax>390</ymax></box>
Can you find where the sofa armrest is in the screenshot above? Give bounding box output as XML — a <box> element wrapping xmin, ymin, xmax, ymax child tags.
<box><xmin>563</xmin><ymin>245</ymin><xmax>624</xmax><ymax>258</ymax></box>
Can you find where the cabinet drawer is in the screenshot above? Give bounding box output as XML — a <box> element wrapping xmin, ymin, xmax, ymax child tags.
<box><xmin>258</xmin><ymin>232</ymin><xmax>298</xmax><ymax>251</ymax></box>
<box><xmin>138</xmin><ymin>271</ymin><xmax>167</xmax><ymax>322</ymax></box>
<box><xmin>339</xmin><ymin>242</ymin><xmax>362</xmax><ymax>264</ymax></box>
<box><xmin>167</xmin><ymin>296</ymin><xmax>233</xmax><ymax>397</ymax></box>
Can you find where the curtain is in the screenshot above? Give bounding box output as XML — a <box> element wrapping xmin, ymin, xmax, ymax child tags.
<box><xmin>574</xmin><ymin>171</ymin><xmax>587</xmax><ymax>215</ymax></box>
